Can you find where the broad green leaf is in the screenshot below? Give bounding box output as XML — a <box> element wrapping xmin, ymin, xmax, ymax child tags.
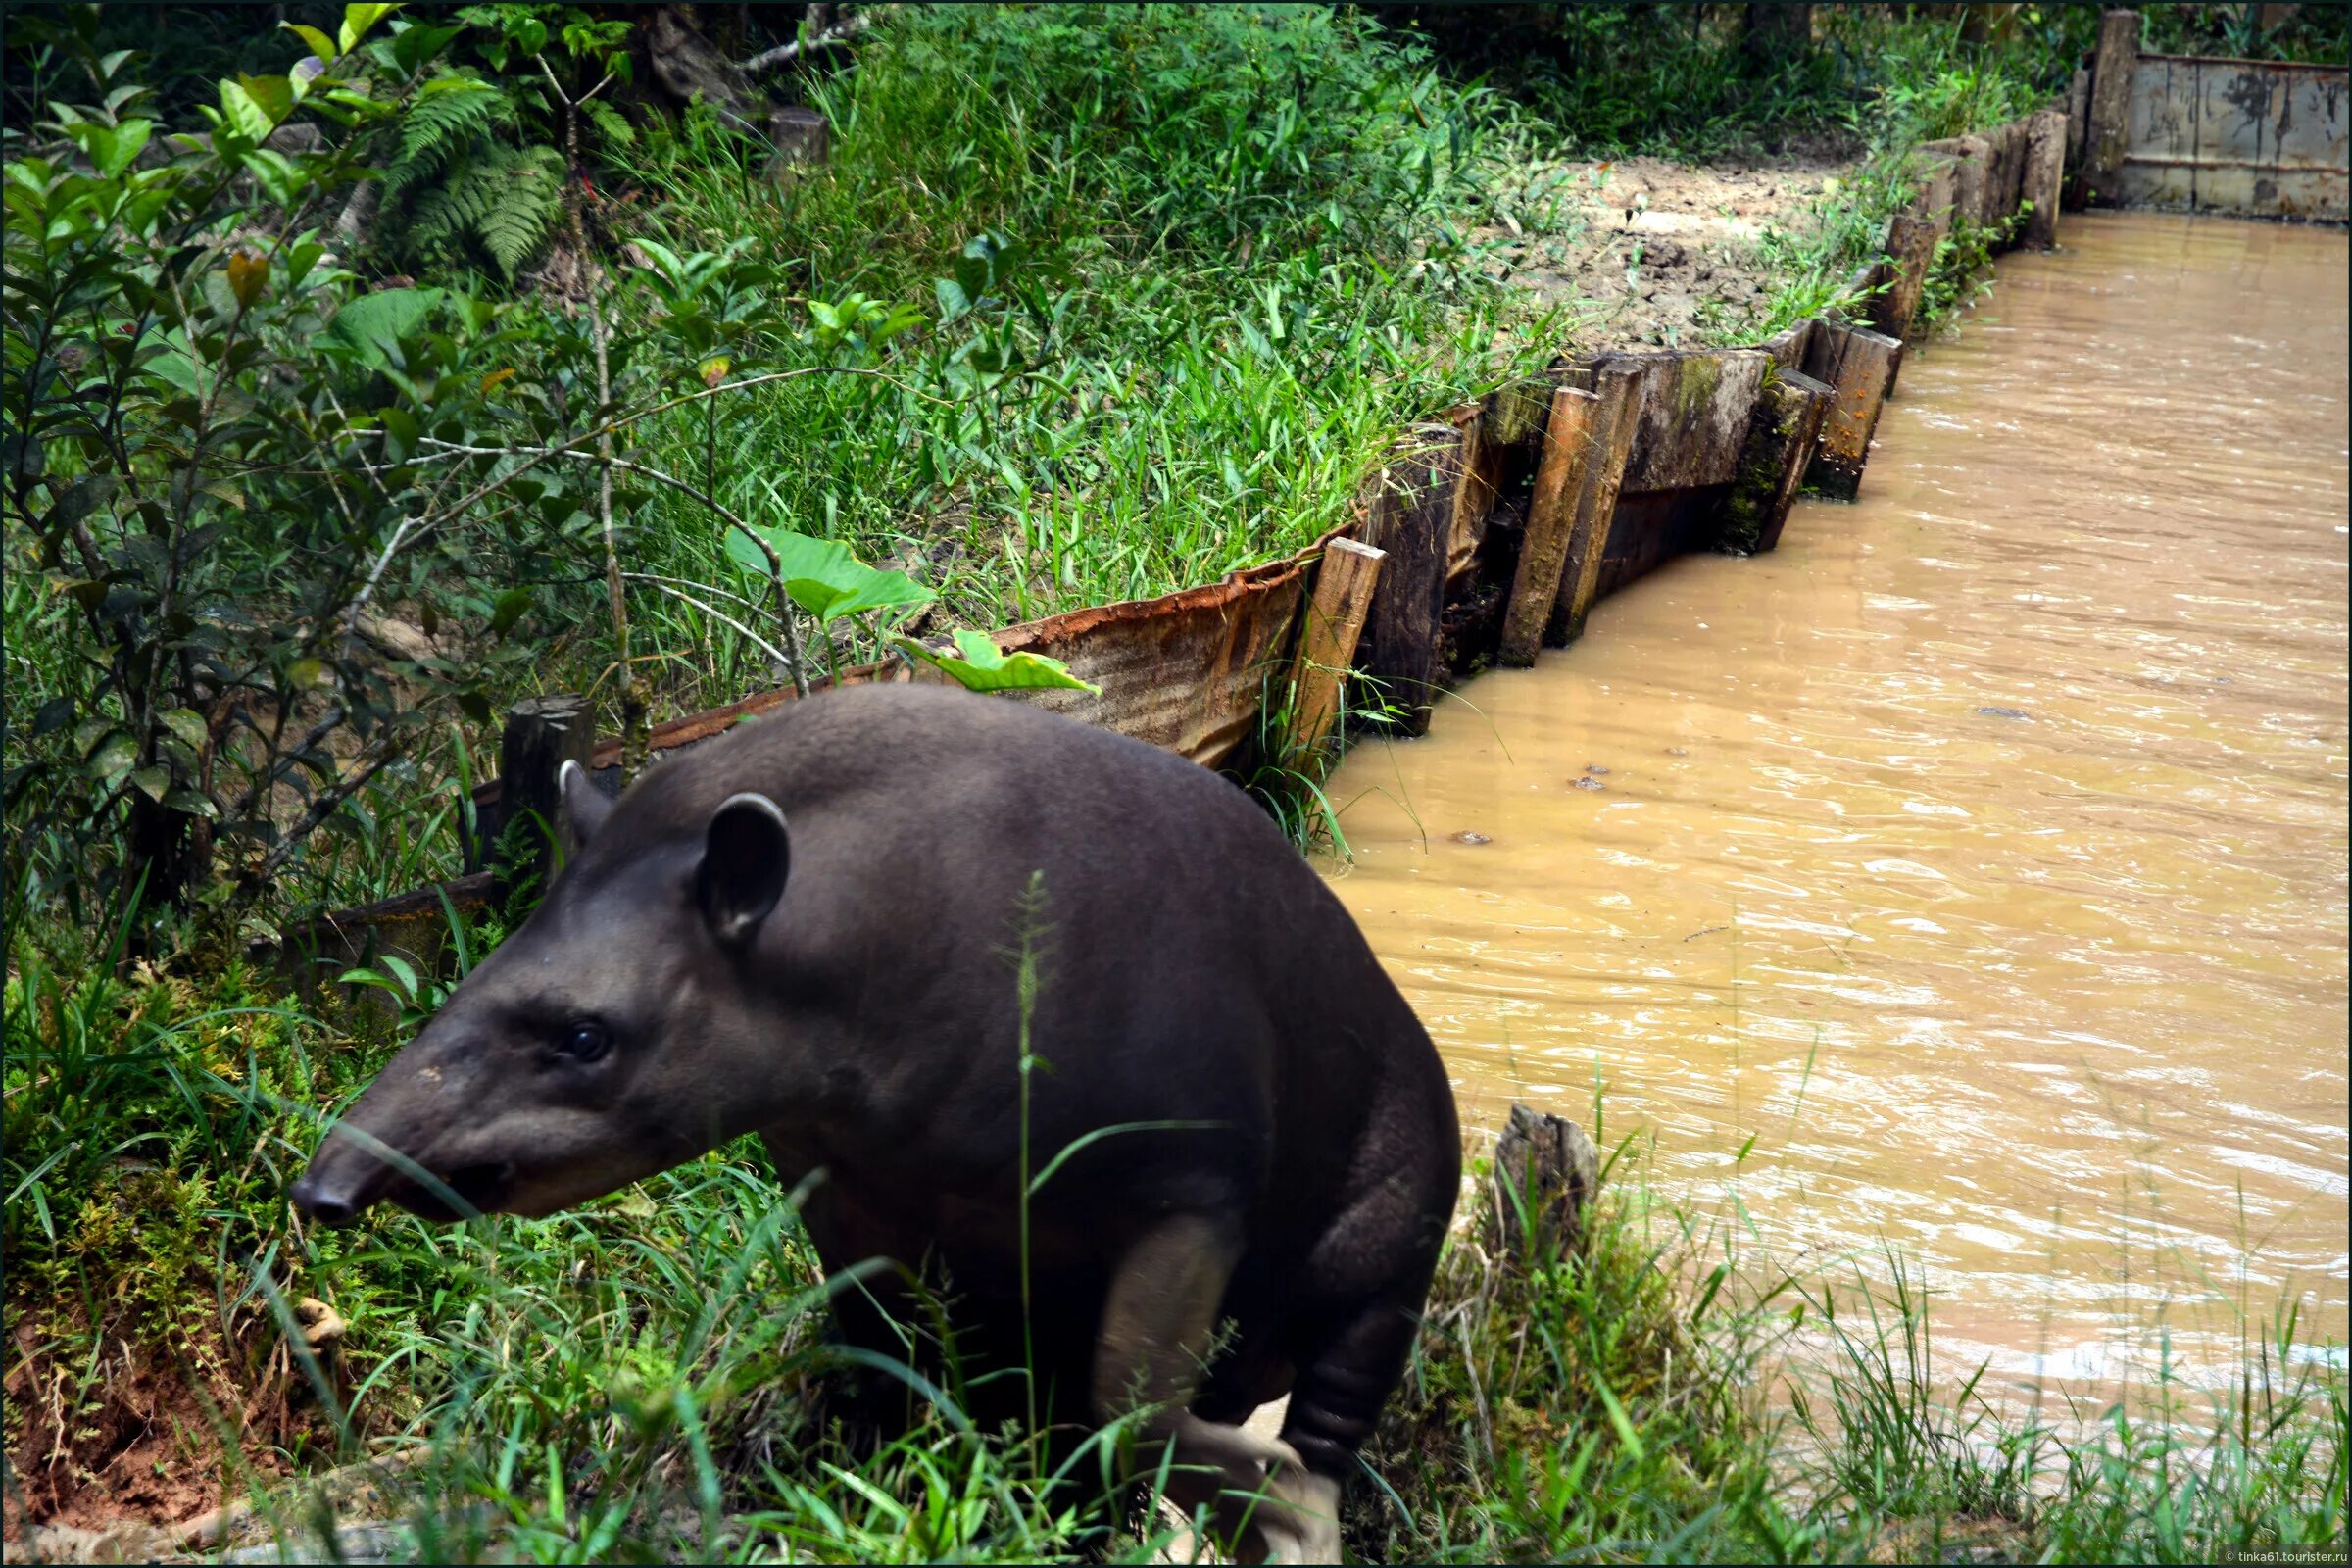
<box><xmin>283</xmin><ymin>22</ymin><xmax>339</xmax><ymax>61</ymax></box>
<box><xmin>894</xmin><ymin>631</ymin><xmax>1100</xmax><ymax>696</ymax></box>
<box><xmin>723</xmin><ymin>527</ymin><xmax>900</xmax><ymax>626</ymax></box>
<box><xmin>489</xmin><ymin>588</ymin><xmax>532</xmax><ymax>636</ymax></box>
<box><xmin>828</xmin><ymin>567</ymin><xmax>935</xmax><ymax>622</ymax></box>
<box><xmin>87</xmin><ymin>732</ymin><xmax>137</xmax><ymax>777</ymax></box>
<box><xmin>218</xmin><ymin>79</ymin><xmax>273</xmax><ymax>143</ymax></box>
<box><xmin>164</xmin><ymin>788</ymin><xmax>219</xmax><ymax>819</ymax></box>
<box><xmin>339</xmin><ymin>2</ymin><xmax>399</xmax><ymax>57</ymax></box>
<box><xmin>129</xmin><ymin>765</ymin><xmax>171</xmax><ymax>803</ymax></box>
<box><xmin>97</xmin><ymin>120</ymin><xmax>151</xmax><ymax>179</ymax></box>
<box><xmin>236</xmin><ymin>74</ymin><xmax>296</xmax><ymax>127</ymax></box>
<box><xmin>160</xmin><ymin>709</ymin><xmax>209</xmax><ymax>751</ymax></box>
<box><xmin>325</xmin><ymin>286</ymin><xmax>442</xmax><ymax>367</ymax></box>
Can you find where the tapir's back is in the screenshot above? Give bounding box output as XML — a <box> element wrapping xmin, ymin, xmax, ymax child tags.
<box><xmin>588</xmin><ymin>681</ymin><xmax>1454</xmax><ymax>1252</ymax></box>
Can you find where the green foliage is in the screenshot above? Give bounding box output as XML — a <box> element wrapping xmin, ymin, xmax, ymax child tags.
<box><xmin>403</xmin><ymin>136</ymin><xmax>565</xmax><ymax>280</ymax></box>
<box><xmin>382</xmin><ymin>75</ymin><xmax>517</xmax><ymax>196</ymax></box>
<box><xmin>894</xmin><ymin>631</ymin><xmax>1100</xmax><ymax>697</ymax></box>
<box><xmin>375</xmin><ymin>75</ymin><xmax>565</xmax><ymax>283</ymax></box>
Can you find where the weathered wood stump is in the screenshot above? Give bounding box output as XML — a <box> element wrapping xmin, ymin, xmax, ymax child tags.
<box><xmin>1720</xmin><ymin>368</ymin><xmax>1832</xmax><ymax>556</ymax></box>
<box><xmin>1488</xmin><ymin>1102</ymin><xmax>1600</xmax><ymax>1260</ymax></box>
<box><xmin>2023</xmin><ymin>110</ymin><xmax>2069</xmax><ymax>249</ymax></box>
<box><xmin>1284</xmin><ymin>537</ymin><xmax>1385</xmax><ymax>766</ymax></box>
<box><xmin>1497</xmin><ymin>384</ymin><xmax>1600</xmax><ymax>667</ymax></box>
<box><xmin>1357</xmin><ymin>424</ymin><xmax>1466</xmax><ymax>736</ymax></box>
<box><xmin>492</xmin><ymin>694</ymin><xmax>594</xmax><ymax>905</ymax></box>
<box><xmin>2082</xmin><ymin>9</ymin><xmax>2141</xmax><ymax>208</ymax></box>
<box><xmin>1802</xmin><ymin>320</ymin><xmax>1903</xmax><ymax>501</ymax></box>
<box><xmin>1870</xmin><ymin>212</ymin><xmax>1939</xmax><ymax>348</ymax></box>
<box><xmin>1545</xmin><ymin>361</ymin><xmax>1643</xmax><ymax>646</ymax></box>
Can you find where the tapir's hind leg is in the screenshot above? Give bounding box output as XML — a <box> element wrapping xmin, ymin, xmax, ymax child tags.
<box><xmin>1096</xmin><ymin>1213</ymin><xmax>1337</xmax><ymax>1565</ymax></box>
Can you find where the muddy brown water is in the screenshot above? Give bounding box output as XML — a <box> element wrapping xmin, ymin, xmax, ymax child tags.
<box><xmin>1324</xmin><ymin>213</ymin><xmax>2349</xmax><ymax>1395</ymax></box>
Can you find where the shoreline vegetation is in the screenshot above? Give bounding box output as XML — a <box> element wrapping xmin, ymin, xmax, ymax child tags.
<box><xmin>5</xmin><ymin>4</ymin><xmax>2346</xmax><ymax>1561</ymax></box>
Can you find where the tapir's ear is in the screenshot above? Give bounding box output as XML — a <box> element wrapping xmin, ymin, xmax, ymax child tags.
<box><xmin>698</xmin><ymin>792</ymin><xmax>790</xmax><ymax>948</ymax></box>
<box><xmin>559</xmin><ymin>759</ymin><xmax>614</xmax><ymax>851</ymax></box>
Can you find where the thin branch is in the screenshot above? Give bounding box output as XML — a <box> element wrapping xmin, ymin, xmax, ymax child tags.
<box><xmin>254</xmin><ymin>742</ymin><xmax>398</xmax><ymax>880</ymax></box>
<box><xmin>741</xmin><ymin>8</ymin><xmax>874</xmax><ymax>73</ymax></box>
<box><xmin>412</xmin><ymin>437</ymin><xmax>809</xmax><ymax>698</ymax></box>
<box><xmin>623</xmin><ymin>575</ymin><xmax>795</xmax><ymax>669</ymax></box>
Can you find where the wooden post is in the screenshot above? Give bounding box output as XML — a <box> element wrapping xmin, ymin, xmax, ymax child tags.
<box><xmin>766</xmin><ymin>106</ymin><xmax>830</xmax><ymax>179</ymax></box>
<box><xmin>492</xmin><ymin>694</ymin><xmax>594</xmax><ymax>904</ymax></box>
<box><xmin>1357</xmin><ymin>426</ymin><xmax>1464</xmax><ymax>736</ymax></box>
<box><xmin>2082</xmin><ymin>9</ymin><xmax>2140</xmax><ymax>208</ymax></box>
<box><xmin>1488</xmin><ymin>1102</ymin><xmax>1598</xmax><ymax>1261</ymax></box>
<box><xmin>2064</xmin><ymin>69</ymin><xmax>2091</xmax><ymax>208</ymax></box>
<box><xmin>1909</xmin><ymin>144</ymin><xmax>1959</xmax><ymax>251</ymax></box>
<box><xmin>1801</xmin><ymin>320</ymin><xmax>1903</xmax><ymax>501</ymax></box>
<box><xmin>1497</xmin><ymin>386</ymin><xmax>1600</xmax><ymax>667</ymax></box>
<box><xmin>1952</xmin><ymin>133</ymin><xmax>1991</xmax><ymax>231</ymax></box>
<box><xmin>1870</xmin><ymin>212</ymin><xmax>1939</xmax><ymax>346</ymax></box>
<box><xmin>1549</xmin><ymin>362</ymin><xmax>1642</xmax><ymax>646</ymax></box>
<box><xmin>2022</xmin><ymin>110</ymin><xmax>2069</xmax><ymax>248</ymax></box>
<box><xmin>1720</xmin><ymin>368</ymin><xmax>1831</xmax><ymax>555</ymax></box>
<box><xmin>1445</xmin><ymin>401</ymin><xmax>1495</xmax><ymax>587</ymax></box>
<box><xmin>1284</xmin><ymin>537</ymin><xmax>1385</xmax><ymax>766</ymax></box>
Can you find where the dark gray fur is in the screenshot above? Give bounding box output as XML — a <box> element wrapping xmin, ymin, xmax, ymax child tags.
<box><xmin>293</xmin><ymin>682</ymin><xmax>1459</xmax><ymax>1487</ymax></box>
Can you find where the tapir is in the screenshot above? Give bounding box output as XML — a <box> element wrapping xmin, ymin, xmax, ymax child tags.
<box><xmin>291</xmin><ymin>681</ymin><xmax>1460</xmax><ymax>1561</ymax></box>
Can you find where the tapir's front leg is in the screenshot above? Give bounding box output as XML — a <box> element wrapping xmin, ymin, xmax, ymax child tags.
<box><xmin>1095</xmin><ymin>1215</ymin><xmax>1342</xmax><ymax>1566</ymax></box>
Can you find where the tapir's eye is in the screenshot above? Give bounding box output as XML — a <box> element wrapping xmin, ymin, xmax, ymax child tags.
<box><xmin>555</xmin><ymin>1021</ymin><xmax>612</xmax><ymax>1062</ymax></box>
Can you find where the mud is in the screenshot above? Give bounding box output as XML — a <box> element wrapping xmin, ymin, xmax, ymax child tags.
<box><xmin>1475</xmin><ymin>153</ymin><xmax>1859</xmax><ymax>348</ymax></box>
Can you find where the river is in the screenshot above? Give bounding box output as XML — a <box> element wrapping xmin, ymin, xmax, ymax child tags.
<box><xmin>1322</xmin><ymin>212</ymin><xmax>2350</xmax><ymax>1394</ymax></box>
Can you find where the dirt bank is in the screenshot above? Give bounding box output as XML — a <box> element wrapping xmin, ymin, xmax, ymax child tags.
<box><xmin>1474</xmin><ymin>151</ymin><xmax>1859</xmax><ymax>347</ymax></box>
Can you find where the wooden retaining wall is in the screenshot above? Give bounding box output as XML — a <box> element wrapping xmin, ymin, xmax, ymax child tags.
<box><xmin>271</xmin><ymin>108</ymin><xmax>2071</xmax><ymax>991</ymax></box>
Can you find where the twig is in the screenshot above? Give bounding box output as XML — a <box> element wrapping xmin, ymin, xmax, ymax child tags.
<box><xmin>623</xmin><ymin>575</ymin><xmax>796</xmax><ymax>669</ymax></box>
<box><xmin>740</xmin><ymin>8</ymin><xmax>874</xmax><ymax>73</ymax></box>
<box><xmin>413</xmin><ymin>437</ymin><xmax>808</xmax><ymax>697</ymax></box>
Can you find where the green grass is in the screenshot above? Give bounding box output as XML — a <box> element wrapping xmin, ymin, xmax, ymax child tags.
<box><xmin>6</xmin><ymin>931</ymin><xmax>2341</xmax><ymax>1560</ymax></box>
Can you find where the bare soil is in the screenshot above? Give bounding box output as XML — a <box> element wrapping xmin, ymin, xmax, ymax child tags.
<box><xmin>1473</xmin><ymin>152</ymin><xmax>1859</xmax><ymax>349</ymax></box>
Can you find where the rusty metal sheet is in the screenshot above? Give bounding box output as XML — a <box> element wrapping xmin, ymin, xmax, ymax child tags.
<box><xmin>985</xmin><ymin>527</ymin><xmax>1348</xmax><ymax>768</ymax></box>
<box><xmin>1608</xmin><ymin>348</ymin><xmax>1770</xmax><ymax>497</ymax></box>
<box><xmin>2120</xmin><ymin>54</ymin><xmax>2348</xmax><ymax>220</ymax></box>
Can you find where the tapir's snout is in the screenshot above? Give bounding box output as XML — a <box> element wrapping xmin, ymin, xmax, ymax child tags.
<box><xmin>292</xmin><ymin>1127</ymin><xmax>521</xmax><ymax>1226</ymax></box>
<box><xmin>289</xmin><ymin>1130</ymin><xmax>398</xmax><ymax>1227</ymax></box>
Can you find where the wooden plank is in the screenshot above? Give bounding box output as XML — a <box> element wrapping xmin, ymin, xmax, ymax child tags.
<box><xmin>1497</xmin><ymin>385</ymin><xmax>1600</xmax><ymax>667</ymax></box>
<box><xmin>1283</xmin><ymin>536</ymin><xmax>1384</xmax><ymax>766</ymax></box>
<box><xmin>1611</xmin><ymin>348</ymin><xmax>1773</xmax><ymax>495</ymax></box>
<box><xmin>1358</xmin><ymin>424</ymin><xmax>1465</xmax><ymax>734</ymax></box>
<box><xmin>1801</xmin><ymin>320</ymin><xmax>1903</xmax><ymax>501</ymax></box>
<box><xmin>1950</xmin><ymin>134</ymin><xmax>1991</xmax><ymax>235</ymax></box>
<box><xmin>1549</xmin><ymin>363</ymin><xmax>1642</xmax><ymax>645</ymax></box>
<box><xmin>1871</xmin><ymin>212</ymin><xmax>1938</xmax><ymax>346</ymax></box>
<box><xmin>1761</xmin><ymin>318</ymin><xmax>1815</xmax><ymax>374</ymax></box>
<box><xmin>1720</xmin><ymin>368</ymin><xmax>1831</xmax><ymax>555</ymax></box>
<box><xmin>1443</xmin><ymin>401</ymin><xmax>1492</xmax><ymax>586</ymax></box>
<box><xmin>2065</xmin><ymin>67</ymin><xmax>2092</xmax><ymax>207</ymax></box>
<box><xmin>2023</xmin><ymin>110</ymin><xmax>2068</xmax><ymax>247</ymax></box>
<box><xmin>1992</xmin><ymin>117</ymin><xmax>2031</xmax><ymax>239</ymax></box>
<box><xmin>2083</xmin><ymin>7</ymin><xmax>2141</xmax><ymax>206</ymax></box>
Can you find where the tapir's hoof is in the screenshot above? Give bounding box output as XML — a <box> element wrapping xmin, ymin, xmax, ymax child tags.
<box><xmin>1241</xmin><ymin>1470</ymin><xmax>1343</xmax><ymax>1565</ymax></box>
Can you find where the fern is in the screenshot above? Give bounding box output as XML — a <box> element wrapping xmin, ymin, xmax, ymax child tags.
<box><xmin>384</xmin><ymin>75</ymin><xmax>517</xmax><ymax>196</ymax></box>
<box><xmin>579</xmin><ymin>97</ymin><xmax>636</xmax><ymax>151</ymax></box>
<box><xmin>403</xmin><ymin>141</ymin><xmax>564</xmax><ymax>281</ymax></box>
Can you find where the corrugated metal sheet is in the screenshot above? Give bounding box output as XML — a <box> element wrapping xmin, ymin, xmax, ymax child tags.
<box><xmin>986</xmin><ymin>525</ymin><xmax>1350</xmax><ymax>767</ymax></box>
